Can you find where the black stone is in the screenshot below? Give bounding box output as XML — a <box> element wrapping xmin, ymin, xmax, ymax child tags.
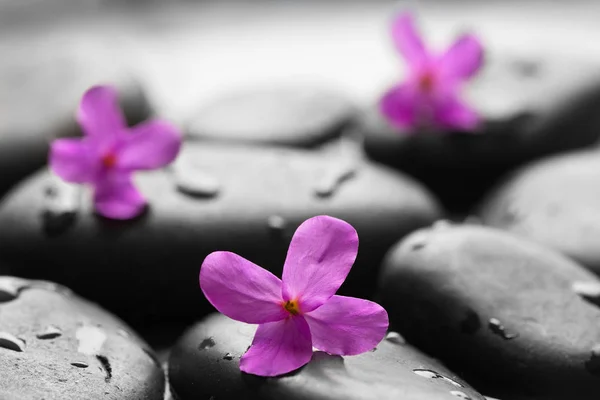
<box><xmin>0</xmin><ymin>276</ymin><xmax>164</xmax><ymax>399</ymax></box>
<box><xmin>0</xmin><ymin>142</ymin><xmax>441</xmax><ymax>329</ymax></box>
<box><xmin>378</xmin><ymin>225</ymin><xmax>600</xmax><ymax>400</ymax></box>
<box><xmin>168</xmin><ymin>313</ymin><xmax>485</xmax><ymax>400</ymax></box>
<box><xmin>186</xmin><ymin>85</ymin><xmax>355</xmax><ymax>148</ymax></box>
<box><xmin>359</xmin><ymin>51</ymin><xmax>600</xmax><ymax>212</ymax></box>
<box><xmin>478</xmin><ymin>149</ymin><xmax>600</xmax><ymax>277</ymax></box>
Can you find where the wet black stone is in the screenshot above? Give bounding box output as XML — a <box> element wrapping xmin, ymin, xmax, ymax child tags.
<box><xmin>0</xmin><ymin>40</ymin><xmax>151</xmax><ymax>199</ymax></box>
<box><xmin>0</xmin><ymin>276</ymin><xmax>164</xmax><ymax>399</ymax></box>
<box><xmin>359</xmin><ymin>51</ymin><xmax>600</xmax><ymax>212</ymax></box>
<box><xmin>378</xmin><ymin>225</ymin><xmax>600</xmax><ymax>400</ymax></box>
<box><xmin>187</xmin><ymin>85</ymin><xmax>355</xmax><ymax>148</ymax></box>
<box><xmin>0</xmin><ymin>142</ymin><xmax>441</xmax><ymax>329</ymax></box>
<box><xmin>478</xmin><ymin>150</ymin><xmax>600</xmax><ymax>277</ymax></box>
<box><xmin>168</xmin><ymin>313</ymin><xmax>485</xmax><ymax>400</ymax></box>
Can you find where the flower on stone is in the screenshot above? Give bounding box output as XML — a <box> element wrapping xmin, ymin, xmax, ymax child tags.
<box><xmin>199</xmin><ymin>215</ymin><xmax>389</xmax><ymax>377</ymax></box>
<box><xmin>49</xmin><ymin>85</ymin><xmax>182</xmax><ymax>220</ymax></box>
<box><xmin>380</xmin><ymin>12</ymin><xmax>484</xmax><ymax>131</ymax></box>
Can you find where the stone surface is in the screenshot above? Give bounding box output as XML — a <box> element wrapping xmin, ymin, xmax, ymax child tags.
<box><xmin>360</xmin><ymin>50</ymin><xmax>600</xmax><ymax>212</ymax></box>
<box><xmin>187</xmin><ymin>85</ymin><xmax>355</xmax><ymax>148</ymax></box>
<box><xmin>0</xmin><ymin>141</ymin><xmax>441</xmax><ymax>328</ymax></box>
<box><xmin>478</xmin><ymin>149</ymin><xmax>600</xmax><ymax>276</ymax></box>
<box><xmin>0</xmin><ymin>37</ymin><xmax>151</xmax><ymax>198</ymax></box>
<box><xmin>0</xmin><ymin>276</ymin><xmax>164</xmax><ymax>400</ymax></box>
<box><xmin>378</xmin><ymin>224</ymin><xmax>600</xmax><ymax>400</ymax></box>
<box><xmin>168</xmin><ymin>313</ymin><xmax>485</xmax><ymax>400</ymax></box>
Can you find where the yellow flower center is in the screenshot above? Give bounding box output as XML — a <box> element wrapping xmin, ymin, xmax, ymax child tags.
<box><xmin>283</xmin><ymin>299</ymin><xmax>300</xmax><ymax>315</ymax></box>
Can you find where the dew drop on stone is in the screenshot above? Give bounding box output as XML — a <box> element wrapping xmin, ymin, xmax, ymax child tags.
<box><xmin>488</xmin><ymin>318</ymin><xmax>519</xmax><ymax>340</ymax></box>
<box><xmin>314</xmin><ymin>161</ymin><xmax>357</xmax><ymax>198</ymax></box>
<box><xmin>199</xmin><ymin>337</ymin><xmax>216</xmax><ymax>350</ymax></box>
<box><xmin>175</xmin><ymin>167</ymin><xmax>220</xmax><ymax>198</ymax></box>
<box><xmin>413</xmin><ymin>369</ymin><xmax>439</xmax><ymax>379</ymax></box>
<box><xmin>142</xmin><ymin>347</ymin><xmax>162</xmax><ymax>368</ymax></box>
<box><xmin>385</xmin><ymin>331</ymin><xmax>405</xmax><ymax>345</ymax></box>
<box><xmin>36</xmin><ymin>325</ymin><xmax>62</xmax><ymax>340</ymax></box>
<box><xmin>71</xmin><ymin>362</ymin><xmax>89</xmax><ymax>368</ymax></box>
<box><xmin>0</xmin><ymin>332</ymin><xmax>26</xmax><ymax>352</ymax></box>
<box><xmin>223</xmin><ymin>353</ymin><xmax>234</xmax><ymax>360</ymax></box>
<box><xmin>267</xmin><ymin>215</ymin><xmax>287</xmax><ymax>235</ymax></box>
<box><xmin>116</xmin><ymin>329</ymin><xmax>131</xmax><ymax>339</ymax></box>
<box><xmin>413</xmin><ymin>369</ymin><xmax>464</xmax><ymax>387</ymax></box>
<box><xmin>572</xmin><ymin>281</ymin><xmax>600</xmax><ymax>307</ymax></box>
<box><xmin>42</xmin><ymin>179</ymin><xmax>80</xmax><ymax>236</ymax></box>
<box><xmin>410</xmin><ymin>242</ymin><xmax>426</xmax><ymax>251</ymax></box>
<box><xmin>450</xmin><ymin>391</ymin><xmax>472</xmax><ymax>399</ymax></box>
<box><xmin>76</xmin><ymin>326</ymin><xmax>107</xmax><ymax>355</ymax></box>
<box><xmin>96</xmin><ymin>355</ymin><xmax>112</xmax><ymax>382</ymax></box>
<box><xmin>0</xmin><ymin>279</ymin><xmax>22</xmax><ymax>303</ymax></box>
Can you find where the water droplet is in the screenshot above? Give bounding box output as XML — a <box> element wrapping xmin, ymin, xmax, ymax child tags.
<box><xmin>385</xmin><ymin>331</ymin><xmax>405</xmax><ymax>345</ymax></box>
<box><xmin>585</xmin><ymin>344</ymin><xmax>600</xmax><ymax>376</ymax></box>
<box><xmin>432</xmin><ymin>220</ymin><xmax>451</xmax><ymax>230</ymax></box>
<box><xmin>572</xmin><ymin>281</ymin><xmax>600</xmax><ymax>307</ymax></box>
<box><xmin>314</xmin><ymin>161</ymin><xmax>356</xmax><ymax>198</ymax></box>
<box><xmin>42</xmin><ymin>179</ymin><xmax>80</xmax><ymax>236</ymax></box>
<box><xmin>0</xmin><ymin>332</ymin><xmax>25</xmax><ymax>352</ymax></box>
<box><xmin>0</xmin><ymin>279</ymin><xmax>24</xmax><ymax>303</ymax></box>
<box><xmin>460</xmin><ymin>310</ymin><xmax>481</xmax><ymax>334</ymax></box>
<box><xmin>488</xmin><ymin>318</ymin><xmax>519</xmax><ymax>340</ymax></box>
<box><xmin>410</xmin><ymin>242</ymin><xmax>426</xmax><ymax>251</ymax></box>
<box><xmin>96</xmin><ymin>355</ymin><xmax>112</xmax><ymax>382</ymax></box>
<box><xmin>36</xmin><ymin>325</ymin><xmax>62</xmax><ymax>340</ymax></box>
<box><xmin>71</xmin><ymin>362</ymin><xmax>89</xmax><ymax>368</ymax></box>
<box><xmin>199</xmin><ymin>337</ymin><xmax>216</xmax><ymax>350</ymax></box>
<box><xmin>58</xmin><ymin>378</ymin><xmax>68</xmax><ymax>383</ymax></box>
<box><xmin>76</xmin><ymin>326</ymin><xmax>106</xmax><ymax>355</ymax></box>
<box><xmin>116</xmin><ymin>329</ymin><xmax>131</xmax><ymax>339</ymax></box>
<box><xmin>223</xmin><ymin>353</ymin><xmax>234</xmax><ymax>360</ymax></box>
<box><xmin>413</xmin><ymin>369</ymin><xmax>464</xmax><ymax>387</ymax></box>
<box><xmin>175</xmin><ymin>167</ymin><xmax>220</xmax><ymax>198</ymax></box>
<box><xmin>413</xmin><ymin>369</ymin><xmax>440</xmax><ymax>379</ymax></box>
<box><xmin>267</xmin><ymin>215</ymin><xmax>287</xmax><ymax>235</ymax></box>
<box><xmin>450</xmin><ymin>391</ymin><xmax>472</xmax><ymax>399</ymax></box>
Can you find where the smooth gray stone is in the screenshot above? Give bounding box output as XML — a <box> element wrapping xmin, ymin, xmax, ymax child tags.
<box><xmin>0</xmin><ymin>276</ymin><xmax>164</xmax><ymax>400</ymax></box>
<box><xmin>187</xmin><ymin>85</ymin><xmax>355</xmax><ymax>148</ymax></box>
<box><xmin>478</xmin><ymin>149</ymin><xmax>600</xmax><ymax>276</ymax></box>
<box><xmin>378</xmin><ymin>224</ymin><xmax>600</xmax><ymax>400</ymax></box>
<box><xmin>168</xmin><ymin>313</ymin><xmax>485</xmax><ymax>400</ymax></box>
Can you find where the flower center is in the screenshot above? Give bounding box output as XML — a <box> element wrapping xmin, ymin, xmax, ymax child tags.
<box><xmin>418</xmin><ymin>71</ymin><xmax>436</xmax><ymax>93</ymax></box>
<box><xmin>283</xmin><ymin>299</ymin><xmax>300</xmax><ymax>316</ymax></box>
<box><xmin>100</xmin><ymin>152</ymin><xmax>118</xmax><ymax>169</ymax></box>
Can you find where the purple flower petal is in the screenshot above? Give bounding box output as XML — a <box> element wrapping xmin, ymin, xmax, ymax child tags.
<box><xmin>282</xmin><ymin>216</ymin><xmax>358</xmax><ymax>313</ymax></box>
<box><xmin>77</xmin><ymin>86</ymin><xmax>126</xmax><ymax>142</ymax></box>
<box><xmin>379</xmin><ymin>83</ymin><xmax>419</xmax><ymax>129</ymax></box>
<box><xmin>118</xmin><ymin>120</ymin><xmax>182</xmax><ymax>171</ymax></box>
<box><xmin>93</xmin><ymin>174</ymin><xmax>146</xmax><ymax>220</ymax></box>
<box><xmin>438</xmin><ymin>34</ymin><xmax>484</xmax><ymax>80</ymax></box>
<box><xmin>434</xmin><ymin>95</ymin><xmax>480</xmax><ymax>131</ymax></box>
<box><xmin>304</xmin><ymin>295</ymin><xmax>388</xmax><ymax>356</ymax></box>
<box><xmin>240</xmin><ymin>316</ymin><xmax>313</xmax><ymax>377</ymax></box>
<box><xmin>200</xmin><ymin>251</ymin><xmax>288</xmax><ymax>324</ymax></box>
<box><xmin>391</xmin><ymin>12</ymin><xmax>428</xmax><ymax>69</ymax></box>
<box><xmin>49</xmin><ymin>139</ymin><xmax>98</xmax><ymax>183</ymax></box>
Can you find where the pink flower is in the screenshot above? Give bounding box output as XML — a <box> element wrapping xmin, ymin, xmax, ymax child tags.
<box><xmin>49</xmin><ymin>85</ymin><xmax>182</xmax><ymax>220</ymax></box>
<box><xmin>380</xmin><ymin>12</ymin><xmax>484</xmax><ymax>131</ymax></box>
<box><xmin>199</xmin><ymin>215</ymin><xmax>389</xmax><ymax>377</ymax></box>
